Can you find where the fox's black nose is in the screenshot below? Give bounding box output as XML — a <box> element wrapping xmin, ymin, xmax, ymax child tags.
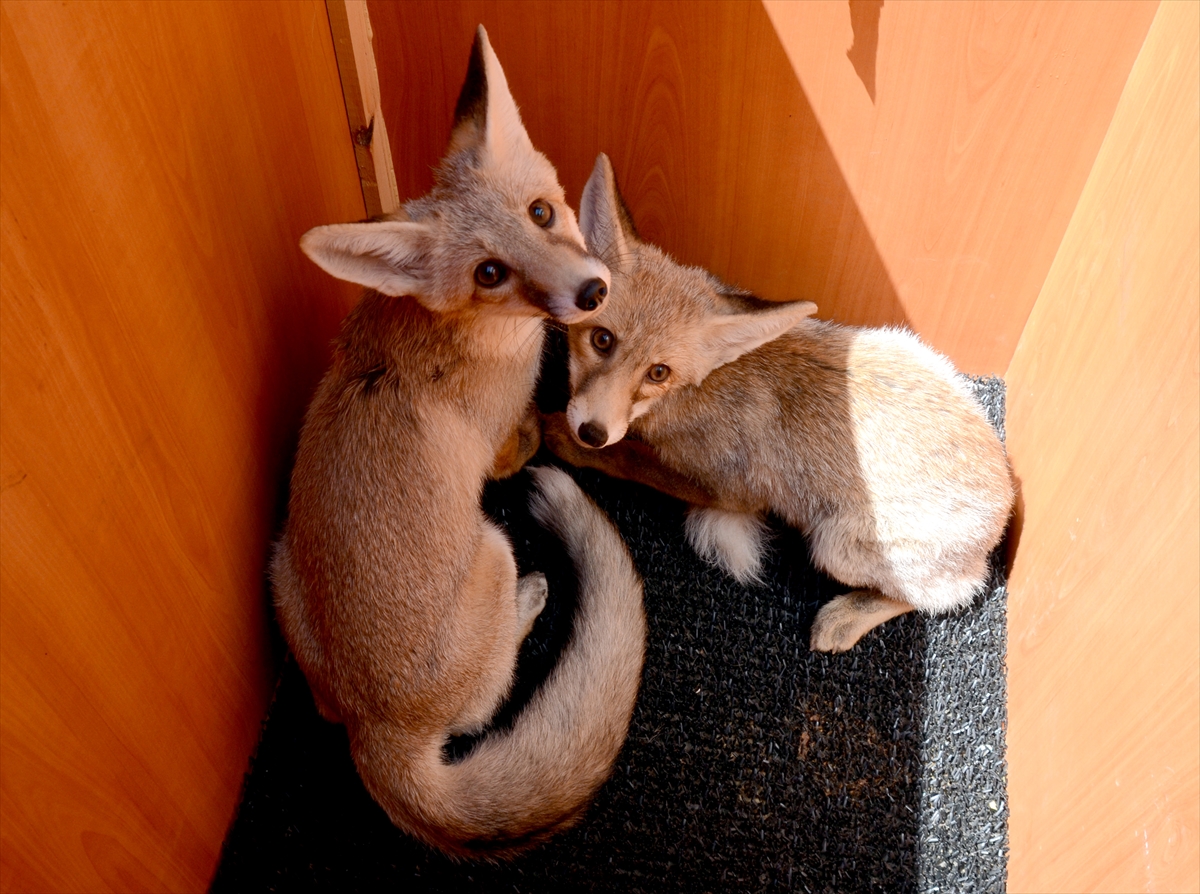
<box><xmin>578</xmin><ymin>421</ymin><xmax>608</xmax><ymax>448</ymax></box>
<box><xmin>575</xmin><ymin>278</ymin><xmax>607</xmax><ymax>312</ymax></box>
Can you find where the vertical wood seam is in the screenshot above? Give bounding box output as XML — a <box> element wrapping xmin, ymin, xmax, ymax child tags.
<box><xmin>324</xmin><ymin>0</ymin><xmax>399</xmax><ymax>217</ymax></box>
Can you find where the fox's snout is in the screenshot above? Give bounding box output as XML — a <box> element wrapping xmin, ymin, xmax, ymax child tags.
<box><xmin>576</xmin><ymin>421</ymin><xmax>609</xmax><ymax>448</ymax></box>
<box><xmin>566</xmin><ymin>395</ymin><xmax>630</xmax><ymax>449</ymax></box>
<box><xmin>539</xmin><ymin>260</ymin><xmax>609</xmax><ymax>325</ymax></box>
<box><xmin>576</xmin><ymin>278</ymin><xmax>607</xmax><ymax>313</ymax></box>
<box><xmin>516</xmin><ymin>192</ymin><xmax>609</xmax><ymax>325</ymax></box>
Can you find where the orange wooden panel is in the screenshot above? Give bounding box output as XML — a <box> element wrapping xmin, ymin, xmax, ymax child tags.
<box><xmin>0</xmin><ymin>2</ymin><xmax>364</xmax><ymax>892</ymax></box>
<box><xmin>762</xmin><ymin>0</ymin><xmax>1157</xmax><ymax>374</ymax></box>
<box><xmin>364</xmin><ymin>0</ymin><xmax>1154</xmax><ymax>373</ymax></box>
<box><xmin>1004</xmin><ymin>1</ymin><xmax>1200</xmax><ymax>890</ymax></box>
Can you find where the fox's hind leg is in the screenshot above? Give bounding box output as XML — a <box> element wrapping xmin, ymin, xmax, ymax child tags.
<box><xmin>448</xmin><ymin>521</ymin><xmax>527</xmax><ymax>734</ymax></box>
<box><xmin>810</xmin><ymin>591</ymin><xmax>913</xmax><ymax>653</ymax></box>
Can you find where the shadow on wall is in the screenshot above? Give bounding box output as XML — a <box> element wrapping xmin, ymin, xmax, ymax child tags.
<box><xmin>846</xmin><ymin>0</ymin><xmax>884</xmax><ymax>103</ymax></box>
<box><xmin>367</xmin><ymin>0</ymin><xmax>909</xmax><ymax>331</ymax></box>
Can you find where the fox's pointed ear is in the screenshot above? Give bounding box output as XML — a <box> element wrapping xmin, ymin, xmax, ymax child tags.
<box><xmin>698</xmin><ymin>300</ymin><xmax>818</xmax><ymax>373</ymax></box>
<box><xmin>447</xmin><ymin>25</ymin><xmax>535</xmax><ymax>160</ymax></box>
<box><xmin>300</xmin><ymin>221</ymin><xmax>433</xmax><ymax>297</ymax></box>
<box><xmin>580</xmin><ymin>153</ymin><xmax>637</xmax><ymax>269</ymax></box>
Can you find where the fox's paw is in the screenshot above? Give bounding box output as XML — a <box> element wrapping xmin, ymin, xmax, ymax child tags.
<box><xmin>516</xmin><ymin>572</ymin><xmax>548</xmax><ymax>642</ymax></box>
<box><xmin>810</xmin><ymin>591</ymin><xmax>913</xmax><ymax>653</ymax></box>
<box><xmin>514</xmin><ymin>404</ymin><xmax>542</xmax><ymax>466</ymax></box>
<box><xmin>491</xmin><ymin>407</ymin><xmax>542</xmax><ymax>479</ymax></box>
<box><xmin>685</xmin><ymin>508</ymin><xmax>768</xmax><ymax>585</ymax></box>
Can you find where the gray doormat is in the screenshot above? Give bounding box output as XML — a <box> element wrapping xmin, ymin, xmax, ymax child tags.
<box><xmin>212</xmin><ymin>377</ymin><xmax>1008</xmax><ymax>894</ymax></box>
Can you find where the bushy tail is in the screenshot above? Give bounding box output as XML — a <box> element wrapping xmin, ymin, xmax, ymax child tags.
<box><xmin>353</xmin><ymin>467</ymin><xmax>645</xmax><ymax>859</ymax></box>
<box><xmin>685</xmin><ymin>506</ymin><xmax>770</xmax><ymax>584</ymax></box>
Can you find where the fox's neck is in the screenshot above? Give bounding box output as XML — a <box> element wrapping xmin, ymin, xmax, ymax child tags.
<box><xmin>628</xmin><ymin>387</ymin><xmax>694</xmax><ymax>443</ymax></box>
<box><xmin>456</xmin><ymin>310</ymin><xmax>546</xmax><ymax>366</ymax></box>
<box><xmin>334</xmin><ymin>293</ymin><xmax>542</xmax><ymax>444</ymax></box>
<box><xmin>341</xmin><ymin>292</ymin><xmax>543</xmax><ymax>366</ymax></box>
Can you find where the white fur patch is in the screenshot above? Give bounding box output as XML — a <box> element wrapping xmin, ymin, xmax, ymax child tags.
<box><xmin>857</xmin><ymin>327</ymin><xmax>975</xmax><ymax>401</ymax></box>
<box><xmin>628</xmin><ymin>398</ymin><xmax>654</xmax><ymax>422</ymax></box>
<box><xmin>685</xmin><ymin>508</ymin><xmax>769</xmax><ymax>585</ymax></box>
<box><xmin>527</xmin><ymin>466</ymin><xmax>579</xmax><ymax>531</ymax></box>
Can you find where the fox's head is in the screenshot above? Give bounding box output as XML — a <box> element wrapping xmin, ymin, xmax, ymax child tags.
<box><xmin>300</xmin><ymin>26</ymin><xmax>608</xmax><ymax>324</ymax></box>
<box><xmin>564</xmin><ymin>153</ymin><xmax>817</xmax><ymax>448</ymax></box>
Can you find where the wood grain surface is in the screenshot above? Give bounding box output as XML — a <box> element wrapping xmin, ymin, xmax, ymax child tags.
<box><xmin>365</xmin><ymin>0</ymin><xmax>1155</xmax><ymax>373</ymax></box>
<box><xmin>763</xmin><ymin>0</ymin><xmax>1158</xmax><ymax>373</ymax></box>
<box><xmin>0</xmin><ymin>2</ymin><xmax>364</xmax><ymax>891</ymax></box>
<box><xmin>1004</xmin><ymin>1</ymin><xmax>1200</xmax><ymax>890</ymax></box>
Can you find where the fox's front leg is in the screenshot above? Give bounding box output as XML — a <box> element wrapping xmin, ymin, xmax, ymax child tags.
<box><xmin>491</xmin><ymin>402</ymin><xmax>542</xmax><ymax>479</ymax></box>
<box><xmin>542</xmin><ymin>412</ymin><xmax>723</xmax><ymax>508</ymax></box>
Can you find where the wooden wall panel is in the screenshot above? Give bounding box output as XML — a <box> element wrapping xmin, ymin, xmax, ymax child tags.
<box><xmin>763</xmin><ymin>0</ymin><xmax>1158</xmax><ymax>374</ymax></box>
<box><xmin>367</xmin><ymin>0</ymin><xmax>908</xmax><ymax>357</ymax></box>
<box><xmin>1004</xmin><ymin>1</ymin><xmax>1200</xmax><ymax>890</ymax></box>
<box><xmin>364</xmin><ymin>0</ymin><xmax>1154</xmax><ymax>373</ymax></box>
<box><xmin>0</xmin><ymin>2</ymin><xmax>364</xmax><ymax>892</ymax></box>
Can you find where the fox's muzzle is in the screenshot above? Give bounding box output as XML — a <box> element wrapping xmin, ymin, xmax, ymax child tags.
<box><xmin>577</xmin><ymin>421</ymin><xmax>608</xmax><ymax>448</ymax></box>
<box><xmin>536</xmin><ymin>253</ymin><xmax>610</xmax><ymax>325</ymax></box>
<box><xmin>576</xmin><ymin>278</ymin><xmax>607</xmax><ymax>312</ymax></box>
<box><xmin>566</xmin><ymin>396</ymin><xmax>629</xmax><ymax>449</ymax></box>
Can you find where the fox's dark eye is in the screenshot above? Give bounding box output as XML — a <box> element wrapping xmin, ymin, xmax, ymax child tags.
<box><xmin>647</xmin><ymin>364</ymin><xmax>670</xmax><ymax>383</ymax></box>
<box><xmin>591</xmin><ymin>328</ymin><xmax>614</xmax><ymax>353</ymax></box>
<box><xmin>528</xmin><ymin>200</ymin><xmax>554</xmax><ymax>228</ymax></box>
<box><xmin>474</xmin><ymin>260</ymin><xmax>507</xmax><ymax>288</ymax></box>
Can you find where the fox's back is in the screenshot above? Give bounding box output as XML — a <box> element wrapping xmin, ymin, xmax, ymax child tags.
<box><xmin>637</xmin><ymin>319</ymin><xmax>859</xmax><ymax>520</ymax></box>
<box><xmin>641</xmin><ymin>319</ymin><xmax>1010</xmax><ymax>545</ymax></box>
<box><xmin>843</xmin><ymin>326</ymin><xmax>1010</xmax><ymax>541</ymax></box>
<box><xmin>278</xmin><ymin>293</ymin><xmax>544</xmax><ymax>713</ymax></box>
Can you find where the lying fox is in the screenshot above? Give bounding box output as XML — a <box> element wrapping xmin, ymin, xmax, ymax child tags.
<box><xmin>271</xmin><ymin>33</ymin><xmax>645</xmax><ymax>858</ymax></box>
<box><xmin>546</xmin><ymin>153</ymin><xmax>1013</xmax><ymax>653</ymax></box>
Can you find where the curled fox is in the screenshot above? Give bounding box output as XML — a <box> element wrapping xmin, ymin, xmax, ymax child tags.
<box><xmin>546</xmin><ymin>153</ymin><xmax>1013</xmax><ymax>653</ymax></box>
<box><xmin>272</xmin><ymin>33</ymin><xmax>645</xmax><ymax>858</ymax></box>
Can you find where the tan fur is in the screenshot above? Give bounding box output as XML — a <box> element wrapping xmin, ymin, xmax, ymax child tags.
<box><xmin>546</xmin><ymin>153</ymin><xmax>1014</xmax><ymax>653</ymax></box>
<box><xmin>272</xmin><ymin>37</ymin><xmax>645</xmax><ymax>858</ymax></box>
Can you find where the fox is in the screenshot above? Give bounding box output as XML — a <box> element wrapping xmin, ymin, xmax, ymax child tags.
<box><xmin>544</xmin><ymin>153</ymin><xmax>1014</xmax><ymax>654</ymax></box>
<box><xmin>270</xmin><ymin>32</ymin><xmax>646</xmax><ymax>859</ymax></box>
